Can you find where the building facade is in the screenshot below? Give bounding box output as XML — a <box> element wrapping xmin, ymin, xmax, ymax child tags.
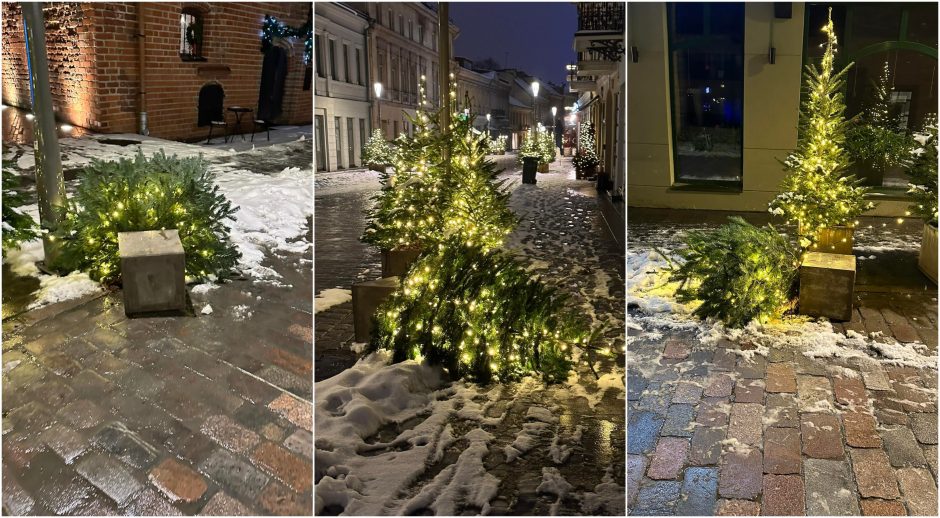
<box><xmin>627</xmin><ymin>2</ymin><xmax>937</xmax><ymax>217</ymax></box>
<box><xmin>454</xmin><ymin>58</ymin><xmax>511</xmax><ymax>139</ymax></box>
<box><xmin>1</xmin><ymin>2</ymin><xmax>312</xmax><ymax>142</ymax></box>
<box><xmin>314</xmin><ymin>2</ymin><xmax>370</xmax><ymax>171</ymax></box>
<box><xmin>364</xmin><ymin>2</ymin><xmax>458</xmax><ymax>140</ymax></box>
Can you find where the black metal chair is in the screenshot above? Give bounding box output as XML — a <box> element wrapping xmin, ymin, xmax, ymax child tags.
<box><xmin>251</xmin><ymin>119</ymin><xmax>270</xmax><ymax>142</ymax></box>
<box><xmin>207</xmin><ymin>120</ymin><xmax>228</xmax><ymax>144</ymax></box>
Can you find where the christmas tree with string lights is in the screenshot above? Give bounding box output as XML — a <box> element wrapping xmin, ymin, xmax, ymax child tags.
<box><xmin>845</xmin><ymin>59</ymin><xmax>915</xmax><ymax>184</ymax></box>
<box><xmin>768</xmin><ymin>8</ymin><xmax>873</xmax><ymax>249</ymax></box>
<box><xmin>361</xmin><ymin>129</ymin><xmax>396</xmax><ymax>170</ymax></box>
<box><xmin>2</xmin><ymin>165</ymin><xmax>38</xmax><ymax>250</ymax></box>
<box><xmin>573</xmin><ymin>122</ymin><xmax>599</xmax><ymax>171</ymax></box>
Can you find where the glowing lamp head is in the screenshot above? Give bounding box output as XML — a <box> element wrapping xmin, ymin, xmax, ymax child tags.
<box><xmin>486</xmin><ymin>113</ymin><xmax>490</xmax><ymax>121</ymax></box>
<box><xmin>373</xmin><ymin>82</ymin><xmax>383</xmax><ymax>98</ymax></box>
<box><xmin>531</xmin><ymin>81</ymin><xmax>539</xmax><ymax>97</ymax></box>
<box><xmin>60</xmin><ymin>124</ymin><xmax>73</xmax><ymax>133</ymax></box>
<box><xmin>551</xmin><ymin>106</ymin><xmax>557</xmax><ymax>118</ymax></box>
<box><xmin>24</xmin><ymin>113</ymin><xmax>34</xmax><ymax>120</ymax></box>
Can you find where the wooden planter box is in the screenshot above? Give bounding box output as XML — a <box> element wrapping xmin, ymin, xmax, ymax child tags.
<box><xmin>368</xmin><ymin>163</ymin><xmax>389</xmax><ymax>173</ymax></box>
<box><xmin>352</xmin><ymin>276</ymin><xmax>399</xmax><ymax>343</ymax></box>
<box><xmin>920</xmin><ymin>223</ymin><xmax>938</xmax><ymax>284</ymax></box>
<box><xmin>800</xmin><ymin>252</ymin><xmax>856</xmax><ymax>321</ymax></box>
<box><xmin>522</xmin><ymin>157</ymin><xmax>538</xmax><ymax>184</ymax></box>
<box><xmin>381</xmin><ymin>248</ymin><xmax>422</xmax><ymax>278</ymax></box>
<box><xmin>802</xmin><ymin>225</ymin><xmax>854</xmax><ymax>255</ymax></box>
<box><xmin>538</xmin><ymin>162</ymin><xmax>549</xmax><ymax>173</ymax></box>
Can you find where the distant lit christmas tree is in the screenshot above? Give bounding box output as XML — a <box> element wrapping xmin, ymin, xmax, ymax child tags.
<box><xmin>907</xmin><ymin>114</ymin><xmax>938</xmax><ymax>226</ymax></box>
<box><xmin>573</xmin><ymin>122</ymin><xmax>599</xmax><ymax>171</ymax></box>
<box><xmin>361</xmin><ymin>129</ymin><xmax>396</xmax><ymax>169</ymax></box>
<box><xmin>538</xmin><ymin>127</ymin><xmax>556</xmax><ymax>165</ymax></box>
<box><xmin>769</xmin><ymin>8</ymin><xmax>872</xmax><ymax>249</ymax></box>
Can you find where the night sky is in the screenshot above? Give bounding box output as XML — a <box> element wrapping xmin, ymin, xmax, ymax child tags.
<box><xmin>449</xmin><ymin>2</ymin><xmax>577</xmax><ymax>86</ymax></box>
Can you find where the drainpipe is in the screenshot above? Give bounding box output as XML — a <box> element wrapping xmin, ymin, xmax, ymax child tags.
<box><xmin>364</xmin><ymin>15</ymin><xmax>375</xmax><ymax>132</ymax></box>
<box><xmin>137</xmin><ymin>3</ymin><xmax>148</xmax><ymax>135</ymax></box>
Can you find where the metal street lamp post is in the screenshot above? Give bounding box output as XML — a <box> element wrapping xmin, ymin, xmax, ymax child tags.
<box><xmin>531</xmin><ymin>80</ymin><xmax>539</xmax><ymax>131</ymax></box>
<box><xmin>486</xmin><ymin>112</ymin><xmax>490</xmax><ymax>138</ymax></box>
<box><xmin>373</xmin><ymin>82</ymin><xmax>383</xmax><ymax>138</ymax></box>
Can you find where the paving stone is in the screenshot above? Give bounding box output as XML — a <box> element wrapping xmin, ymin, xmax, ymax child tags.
<box><xmin>765</xmin><ymin>393</ymin><xmax>799</xmax><ymax>428</ymax></box>
<box><xmin>258</xmin><ymin>481</ymin><xmax>310</xmax><ymax>515</ymax></box>
<box><xmin>766</xmin><ymin>363</ymin><xmax>797</xmax><ymax>393</ymax></box>
<box><xmin>2</xmin><ymin>469</ymin><xmax>34</xmax><ymax>515</ymax></box>
<box><xmin>251</xmin><ymin>441</ymin><xmax>312</xmax><ymax>492</ymax></box>
<box><xmin>729</xmin><ymin>403</ymin><xmax>763</xmax><ymax>446</ymax></box>
<box><xmin>149</xmin><ymin>458</ymin><xmax>208</xmax><ymax>503</ymax></box>
<box><xmin>733</xmin><ymin>379</ymin><xmax>764</xmax><ymax>404</ymax></box>
<box><xmin>715</xmin><ymin>498</ymin><xmax>760</xmax><ymax>516</ymax></box>
<box><xmin>690</xmin><ymin>426</ymin><xmax>726</xmax><ymax>466</ymax></box>
<box><xmin>890</xmin><ymin>323</ymin><xmax>921</xmax><ymax>343</ymax></box>
<box><xmin>719</xmin><ymin>449</ymin><xmax>762</xmax><ymax>500</ymax></box>
<box><xmin>840</xmin><ymin>410</ymin><xmax>881</xmax><ymax>448</ymax></box>
<box><xmin>121</xmin><ymin>487</ymin><xmax>183</xmax><ymax>515</ymax></box>
<box><xmin>797</xmin><ymin>376</ymin><xmax>833</xmax><ymax>410</ymax></box>
<box><xmin>647</xmin><ymin>437</ymin><xmax>689</xmax><ymax>480</ymax></box>
<box><xmin>198</xmin><ymin>448</ymin><xmax>269</xmax><ymax>502</ymax></box>
<box><xmin>704</xmin><ymin>374</ymin><xmax>735</xmax><ymax>398</ymax></box>
<box><xmin>268</xmin><ymin>393</ymin><xmax>312</xmax><ymax>431</ymax></box>
<box><xmin>661</xmin><ymin>404</ymin><xmax>695</xmax><ymax>437</ymax></box>
<box><xmin>662</xmin><ymin>338</ymin><xmax>690</xmax><ymax>360</ymax></box>
<box><xmin>39</xmin><ymin>423</ymin><xmax>87</xmax><ymax>464</ymax></box>
<box><xmin>881</xmin><ymin>426</ymin><xmax>928</xmax><ymax>467</ymax></box>
<box><xmin>676</xmin><ymin>467</ymin><xmax>718</xmax><ymax>516</ymax></box>
<box><xmin>859</xmin><ymin>498</ymin><xmax>907</xmax><ymax>516</ymax></box>
<box><xmin>768</xmin><ymin>348</ymin><xmax>794</xmax><ymax>363</ymax></box>
<box><xmin>712</xmin><ymin>348</ymin><xmax>737</xmax><ymax>371</ymax></box>
<box><xmin>833</xmin><ymin>377</ymin><xmax>868</xmax><ymax>406</ymax></box>
<box><xmin>910</xmin><ymin>413</ymin><xmax>939</xmax><ymax>445</ymax></box>
<box><xmin>200</xmin><ymin>415</ymin><xmax>260</xmax><ymax>455</ymax></box>
<box><xmin>627</xmin><ymin>411</ymin><xmax>664</xmax><ymax>454</ymax></box>
<box><xmin>282</xmin><ymin>429</ymin><xmax>312</xmax><ymax>459</ymax></box>
<box><xmin>795</xmin><ymin>355</ymin><xmax>828</xmax><ymax>376</ymax></box>
<box><xmin>803</xmin><ymin>459</ymin><xmax>860</xmax><ymax>516</ymax></box>
<box><xmin>627</xmin><ymin>455</ymin><xmax>647</xmax><ymax>506</ymax></box>
<box><xmin>735</xmin><ymin>356</ymin><xmax>766</xmax><ymax>379</ymax></box>
<box><xmin>638</xmin><ymin>381</ymin><xmax>674</xmax><ymax>414</ymax></box>
<box><xmin>924</xmin><ymin>445</ymin><xmax>938</xmax><ymax>477</ymax></box>
<box><xmin>93</xmin><ymin>422</ymin><xmax>159</xmax><ymax>469</ymax></box>
<box><xmin>762</xmin><ymin>474</ymin><xmax>804</xmax><ymax>516</ymax></box>
<box><xmin>850</xmin><ymin>448</ymin><xmax>900</xmax><ymax>499</ymax></box>
<box><xmin>896</xmin><ymin>467</ymin><xmax>938</xmax><ymax>516</ymax></box>
<box><xmin>875</xmin><ymin>407</ymin><xmax>910</xmax><ymax>427</ymax></box>
<box><xmin>72</xmin><ymin>494</ymin><xmax>120</xmax><ymax>515</ymax></box>
<box><xmin>861</xmin><ymin>365</ymin><xmax>892</xmax><ymax>391</ymax></box>
<box><xmin>75</xmin><ymin>453</ymin><xmax>143</xmax><ymax>505</ymax></box>
<box><xmin>198</xmin><ymin>491</ymin><xmax>253</xmax><ymax>515</ymax></box>
<box><xmin>763</xmin><ymin>427</ymin><xmax>801</xmax><ymax>474</ymax></box>
<box><xmin>672</xmin><ymin>380</ymin><xmax>703</xmax><ymax>405</ymax></box>
<box><xmin>56</xmin><ymin>399</ymin><xmax>110</xmax><ymax>429</ymax></box>
<box><xmin>633</xmin><ymin>480</ymin><xmax>681</xmax><ymax>516</ymax></box>
<box><xmin>260</xmin><ymin>422</ymin><xmax>285</xmax><ymax>442</ymax></box>
<box><xmin>696</xmin><ymin>397</ymin><xmax>731</xmax><ymax>427</ymax></box>
<box><xmin>627</xmin><ymin>372</ymin><xmax>648</xmax><ymax>401</ymax></box>
<box><xmin>801</xmin><ymin>413</ymin><xmax>843</xmax><ymax>459</ymax></box>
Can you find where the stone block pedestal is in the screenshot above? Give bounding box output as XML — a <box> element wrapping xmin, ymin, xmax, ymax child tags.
<box><xmin>381</xmin><ymin>248</ymin><xmax>421</xmax><ymax>278</ymax></box>
<box><xmin>118</xmin><ymin>229</ymin><xmax>186</xmax><ymax>315</ymax></box>
<box><xmin>799</xmin><ymin>252</ymin><xmax>856</xmax><ymax>321</ymax></box>
<box><xmin>352</xmin><ymin>276</ymin><xmax>399</xmax><ymax>343</ymax></box>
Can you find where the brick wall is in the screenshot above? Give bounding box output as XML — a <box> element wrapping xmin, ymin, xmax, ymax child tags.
<box><xmin>1</xmin><ymin>2</ymin><xmax>312</xmax><ymax>141</ymax></box>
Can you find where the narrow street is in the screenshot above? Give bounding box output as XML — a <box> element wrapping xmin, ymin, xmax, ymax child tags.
<box><xmin>627</xmin><ymin>210</ymin><xmax>939</xmax><ymax>516</ymax></box>
<box><xmin>314</xmin><ymin>155</ymin><xmax>626</xmax><ymax>515</ymax></box>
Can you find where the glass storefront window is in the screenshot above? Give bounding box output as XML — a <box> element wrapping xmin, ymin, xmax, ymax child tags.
<box><xmin>668</xmin><ymin>2</ymin><xmax>745</xmax><ymax>185</ymax></box>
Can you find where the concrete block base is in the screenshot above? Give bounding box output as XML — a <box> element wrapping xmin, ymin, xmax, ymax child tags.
<box><xmin>810</xmin><ymin>226</ymin><xmax>854</xmax><ymax>255</ymax></box>
<box><xmin>352</xmin><ymin>276</ymin><xmax>399</xmax><ymax>343</ymax></box>
<box><xmin>919</xmin><ymin>223</ymin><xmax>937</xmax><ymax>284</ymax></box>
<box><xmin>799</xmin><ymin>252</ymin><xmax>856</xmax><ymax>321</ymax></box>
<box><xmin>118</xmin><ymin>230</ymin><xmax>186</xmax><ymax>315</ymax></box>
<box><xmin>381</xmin><ymin>248</ymin><xmax>422</xmax><ymax>278</ymax></box>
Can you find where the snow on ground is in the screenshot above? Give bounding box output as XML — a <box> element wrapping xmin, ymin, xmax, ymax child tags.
<box><xmin>3</xmin><ymin>134</ymin><xmax>312</xmax><ymax>309</ymax></box>
<box><xmin>315</xmin><ymin>288</ymin><xmax>352</xmax><ymax>313</ymax></box>
<box><xmin>315</xmin><ymin>168</ymin><xmax>381</xmax><ymax>195</ymax></box>
<box><xmin>628</xmin><ymin>247</ymin><xmax>937</xmax><ymax>369</ymax></box>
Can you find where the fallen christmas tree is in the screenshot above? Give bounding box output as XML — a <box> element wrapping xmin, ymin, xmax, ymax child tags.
<box><xmin>364</xmin><ymin>78</ymin><xmax>597</xmax><ymax>382</ymax></box>
<box><xmin>57</xmin><ymin>151</ymin><xmax>240</xmax><ymax>284</ymax></box>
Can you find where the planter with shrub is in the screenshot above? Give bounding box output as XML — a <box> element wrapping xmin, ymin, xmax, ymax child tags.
<box><xmin>907</xmin><ymin>115</ymin><xmax>938</xmax><ymax>283</ymax></box>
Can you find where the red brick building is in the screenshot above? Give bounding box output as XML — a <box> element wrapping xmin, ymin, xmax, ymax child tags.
<box><xmin>1</xmin><ymin>2</ymin><xmax>312</xmax><ymax>142</ymax></box>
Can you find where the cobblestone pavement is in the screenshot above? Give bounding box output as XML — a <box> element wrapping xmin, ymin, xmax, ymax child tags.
<box><xmin>314</xmin><ymin>155</ymin><xmax>626</xmax><ymax>514</ymax></box>
<box><xmin>628</xmin><ymin>209</ymin><xmax>939</xmax><ymax>516</ymax></box>
<box><xmin>2</xmin><ymin>142</ymin><xmax>313</xmax><ymax>515</ymax></box>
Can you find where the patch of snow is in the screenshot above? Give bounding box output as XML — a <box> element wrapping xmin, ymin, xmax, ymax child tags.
<box><xmin>26</xmin><ymin>271</ymin><xmax>101</xmax><ymax>310</ymax></box>
<box><xmin>190</xmin><ymin>283</ymin><xmax>219</xmax><ymax>295</ymax></box>
<box><xmin>537</xmin><ymin>467</ymin><xmax>573</xmax><ymax>516</ymax></box>
<box><xmin>201</xmin><ymin>304</ymin><xmax>213</xmax><ymax>315</ymax></box>
<box><xmin>315</xmin><ymin>288</ymin><xmax>352</xmax><ymax>313</ymax></box>
<box><xmin>231</xmin><ymin>304</ymin><xmax>252</xmax><ymax>321</ymax></box>
<box><xmin>580</xmin><ymin>468</ymin><xmax>625</xmax><ymax>515</ymax></box>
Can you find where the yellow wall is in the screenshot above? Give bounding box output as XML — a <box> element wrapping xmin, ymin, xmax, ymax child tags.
<box><xmin>627</xmin><ymin>2</ymin><xmax>910</xmax><ymax>217</ymax></box>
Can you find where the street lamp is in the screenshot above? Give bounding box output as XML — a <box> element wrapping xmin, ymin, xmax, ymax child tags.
<box><xmin>531</xmin><ymin>80</ymin><xmax>539</xmax><ymax>129</ymax></box>
<box><xmin>486</xmin><ymin>113</ymin><xmax>491</xmax><ymax>138</ymax></box>
<box><xmin>551</xmin><ymin>106</ymin><xmax>557</xmax><ymax>122</ymax></box>
<box><xmin>373</xmin><ymin>82</ymin><xmax>383</xmax><ymax>137</ymax></box>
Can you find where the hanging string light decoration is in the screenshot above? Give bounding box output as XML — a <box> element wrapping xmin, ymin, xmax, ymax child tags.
<box><xmin>260</xmin><ymin>14</ymin><xmax>313</xmax><ymax>65</ymax></box>
<box><xmin>57</xmin><ymin>152</ymin><xmax>241</xmax><ymax>284</ymax></box>
<box><xmin>768</xmin><ymin>8</ymin><xmax>873</xmax><ymax>249</ymax></box>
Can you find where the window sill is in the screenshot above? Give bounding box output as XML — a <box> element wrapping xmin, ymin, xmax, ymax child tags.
<box><xmin>669</xmin><ymin>181</ymin><xmax>743</xmax><ymax>194</ymax></box>
<box><xmin>180</xmin><ymin>55</ymin><xmax>208</xmax><ymax>62</ymax></box>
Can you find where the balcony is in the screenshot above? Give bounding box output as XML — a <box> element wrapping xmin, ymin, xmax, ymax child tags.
<box><xmin>574</xmin><ymin>2</ymin><xmax>625</xmax><ymax>65</ymax></box>
<box><xmin>567</xmin><ymin>73</ymin><xmax>596</xmax><ymax>93</ymax></box>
